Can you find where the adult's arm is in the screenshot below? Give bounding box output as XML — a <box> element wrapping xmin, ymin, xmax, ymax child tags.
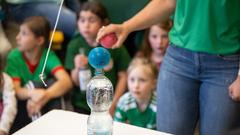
<box><xmin>97</xmin><ymin>0</ymin><xmax>176</xmax><ymax>48</ymax></box>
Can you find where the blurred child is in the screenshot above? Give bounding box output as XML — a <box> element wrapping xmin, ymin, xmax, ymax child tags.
<box><xmin>5</xmin><ymin>16</ymin><xmax>72</xmax><ymax>132</ymax></box>
<box><xmin>65</xmin><ymin>1</ymin><xmax>131</xmax><ymax>115</ymax></box>
<box><xmin>136</xmin><ymin>20</ymin><xmax>172</xmax><ymax>70</ymax></box>
<box><xmin>114</xmin><ymin>57</ymin><xmax>158</xmax><ymax>130</ymax></box>
<box><xmin>0</xmin><ymin>55</ymin><xmax>17</xmax><ymax>135</ymax></box>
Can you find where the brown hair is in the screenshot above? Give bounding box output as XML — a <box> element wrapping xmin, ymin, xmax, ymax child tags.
<box><xmin>23</xmin><ymin>16</ymin><xmax>51</xmax><ymax>46</ymax></box>
<box><xmin>138</xmin><ymin>20</ymin><xmax>172</xmax><ymax>59</ymax></box>
<box><xmin>127</xmin><ymin>57</ymin><xmax>158</xmax><ymax>80</ymax></box>
<box><xmin>79</xmin><ymin>1</ymin><xmax>109</xmax><ymax>25</ymax></box>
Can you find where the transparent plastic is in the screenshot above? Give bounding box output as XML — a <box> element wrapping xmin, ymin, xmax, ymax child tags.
<box><xmin>78</xmin><ymin>48</ymin><xmax>92</xmax><ymax>91</ymax></box>
<box><xmin>87</xmin><ymin>112</ymin><xmax>113</xmax><ymax>135</ymax></box>
<box><xmin>79</xmin><ymin>69</ymin><xmax>91</xmax><ymax>91</ymax></box>
<box><xmin>86</xmin><ymin>70</ymin><xmax>113</xmax><ymax>135</ymax></box>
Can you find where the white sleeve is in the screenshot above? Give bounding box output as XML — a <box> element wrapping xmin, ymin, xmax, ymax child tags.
<box><xmin>0</xmin><ymin>73</ymin><xmax>17</xmax><ymax>133</ymax></box>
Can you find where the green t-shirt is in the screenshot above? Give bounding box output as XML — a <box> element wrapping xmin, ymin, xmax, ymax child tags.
<box><xmin>114</xmin><ymin>92</ymin><xmax>157</xmax><ymax>130</ymax></box>
<box><xmin>170</xmin><ymin>0</ymin><xmax>240</xmax><ymax>54</ymax></box>
<box><xmin>5</xmin><ymin>48</ymin><xmax>62</xmax><ymax>86</ymax></box>
<box><xmin>65</xmin><ymin>33</ymin><xmax>131</xmax><ymax>111</ymax></box>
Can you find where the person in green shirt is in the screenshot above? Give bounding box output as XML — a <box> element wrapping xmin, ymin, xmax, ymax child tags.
<box><xmin>64</xmin><ymin>1</ymin><xmax>131</xmax><ymax>116</ymax></box>
<box><xmin>97</xmin><ymin>0</ymin><xmax>240</xmax><ymax>135</ymax></box>
<box><xmin>5</xmin><ymin>16</ymin><xmax>72</xmax><ymax>133</ymax></box>
<box><xmin>114</xmin><ymin>57</ymin><xmax>158</xmax><ymax>130</ymax></box>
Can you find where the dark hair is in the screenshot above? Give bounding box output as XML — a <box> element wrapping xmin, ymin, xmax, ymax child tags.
<box><xmin>138</xmin><ymin>20</ymin><xmax>172</xmax><ymax>59</ymax></box>
<box><xmin>23</xmin><ymin>16</ymin><xmax>51</xmax><ymax>46</ymax></box>
<box><xmin>78</xmin><ymin>1</ymin><xmax>109</xmax><ymax>24</ymax></box>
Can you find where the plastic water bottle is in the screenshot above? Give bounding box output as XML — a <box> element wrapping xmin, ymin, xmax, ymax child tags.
<box><xmin>25</xmin><ymin>81</ymin><xmax>42</xmax><ymax>121</ymax></box>
<box><xmin>78</xmin><ymin>48</ymin><xmax>92</xmax><ymax>91</ymax></box>
<box><xmin>87</xmin><ymin>69</ymin><xmax>113</xmax><ymax>135</ymax></box>
<box><xmin>87</xmin><ymin>47</ymin><xmax>113</xmax><ymax>135</ymax></box>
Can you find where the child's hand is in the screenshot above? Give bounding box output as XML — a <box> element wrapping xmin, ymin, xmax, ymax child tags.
<box><xmin>74</xmin><ymin>54</ymin><xmax>88</xmax><ymax>69</ymax></box>
<box><xmin>0</xmin><ymin>130</ymin><xmax>7</xmax><ymax>135</ymax></box>
<box><xmin>27</xmin><ymin>99</ymin><xmax>38</xmax><ymax>117</ymax></box>
<box><xmin>229</xmin><ymin>76</ymin><xmax>240</xmax><ymax>101</ymax></box>
<box><xmin>29</xmin><ymin>88</ymin><xmax>46</xmax><ymax>103</ymax></box>
<box><xmin>29</xmin><ymin>88</ymin><xmax>50</xmax><ymax>110</ymax></box>
<box><xmin>103</xmin><ymin>59</ymin><xmax>113</xmax><ymax>72</ymax></box>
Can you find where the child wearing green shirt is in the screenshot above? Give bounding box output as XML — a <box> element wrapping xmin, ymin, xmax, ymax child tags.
<box><xmin>5</xmin><ymin>16</ymin><xmax>72</xmax><ymax>132</ymax></box>
<box><xmin>114</xmin><ymin>57</ymin><xmax>158</xmax><ymax>130</ymax></box>
<box><xmin>65</xmin><ymin>1</ymin><xmax>131</xmax><ymax>115</ymax></box>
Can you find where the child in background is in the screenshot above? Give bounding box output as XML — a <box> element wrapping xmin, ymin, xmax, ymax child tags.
<box><xmin>5</xmin><ymin>16</ymin><xmax>72</xmax><ymax>132</ymax></box>
<box><xmin>0</xmin><ymin>55</ymin><xmax>17</xmax><ymax>135</ymax></box>
<box><xmin>114</xmin><ymin>57</ymin><xmax>158</xmax><ymax>130</ymax></box>
<box><xmin>136</xmin><ymin>20</ymin><xmax>172</xmax><ymax>70</ymax></box>
<box><xmin>65</xmin><ymin>1</ymin><xmax>131</xmax><ymax>115</ymax></box>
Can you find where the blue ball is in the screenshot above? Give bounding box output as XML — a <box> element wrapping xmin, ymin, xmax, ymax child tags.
<box><xmin>88</xmin><ymin>47</ymin><xmax>111</xmax><ymax>69</ymax></box>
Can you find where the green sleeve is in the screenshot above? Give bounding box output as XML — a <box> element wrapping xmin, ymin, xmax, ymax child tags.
<box><xmin>45</xmin><ymin>51</ymin><xmax>62</xmax><ymax>75</ymax></box>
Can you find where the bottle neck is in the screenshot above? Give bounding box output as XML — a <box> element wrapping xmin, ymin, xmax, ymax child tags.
<box><xmin>94</xmin><ymin>69</ymin><xmax>104</xmax><ymax>76</ymax></box>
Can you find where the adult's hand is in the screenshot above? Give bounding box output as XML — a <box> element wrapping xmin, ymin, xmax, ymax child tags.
<box><xmin>96</xmin><ymin>24</ymin><xmax>130</xmax><ymax>49</ymax></box>
<box><xmin>229</xmin><ymin>76</ymin><xmax>240</xmax><ymax>101</ymax></box>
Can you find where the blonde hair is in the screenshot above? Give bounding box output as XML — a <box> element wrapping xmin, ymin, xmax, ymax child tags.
<box><xmin>127</xmin><ymin>57</ymin><xmax>158</xmax><ymax>80</ymax></box>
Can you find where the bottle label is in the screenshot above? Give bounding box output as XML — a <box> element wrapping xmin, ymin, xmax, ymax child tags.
<box><xmin>79</xmin><ymin>69</ymin><xmax>92</xmax><ymax>91</ymax></box>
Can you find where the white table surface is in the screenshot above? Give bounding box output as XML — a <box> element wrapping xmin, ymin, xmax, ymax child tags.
<box><xmin>13</xmin><ymin>110</ymin><xmax>172</xmax><ymax>135</ymax></box>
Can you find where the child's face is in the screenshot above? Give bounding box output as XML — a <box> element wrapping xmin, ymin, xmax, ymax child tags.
<box><xmin>16</xmin><ymin>24</ymin><xmax>40</xmax><ymax>52</ymax></box>
<box><xmin>78</xmin><ymin>10</ymin><xmax>103</xmax><ymax>41</ymax></box>
<box><xmin>148</xmin><ymin>25</ymin><xmax>169</xmax><ymax>55</ymax></box>
<box><xmin>128</xmin><ymin>66</ymin><xmax>156</xmax><ymax>101</ymax></box>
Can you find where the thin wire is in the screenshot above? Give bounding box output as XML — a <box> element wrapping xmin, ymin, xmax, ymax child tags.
<box><xmin>39</xmin><ymin>0</ymin><xmax>64</xmax><ymax>86</ymax></box>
